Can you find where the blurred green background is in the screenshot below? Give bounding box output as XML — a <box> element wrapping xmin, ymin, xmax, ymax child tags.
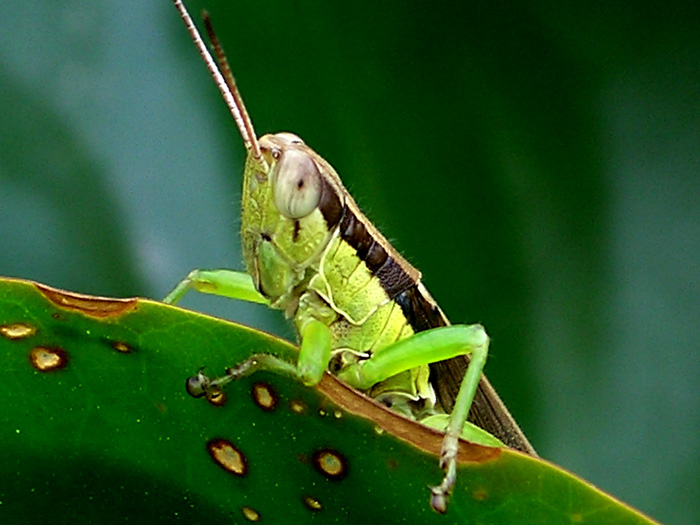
<box><xmin>1</xmin><ymin>1</ymin><xmax>698</xmax><ymax>523</ymax></box>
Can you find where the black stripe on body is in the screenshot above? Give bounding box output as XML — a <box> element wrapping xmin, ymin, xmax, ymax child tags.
<box><xmin>318</xmin><ymin>178</ymin><xmax>344</xmax><ymax>228</ymax></box>
<box><xmin>365</xmin><ymin>239</ymin><xmax>388</xmax><ymax>270</ymax></box>
<box><xmin>338</xmin><ymin>210</ymin><xmax>415</xmax><ymax>299</ymax></box>
<box><xmin>292</xmin><ymin>220</ymin><xmax>301</xmax><ymax>242</ymax></box>
<box><xmin>395</xmin><ymin>285</ymin><xmax>447</xmax><ymax>333</ymax></box>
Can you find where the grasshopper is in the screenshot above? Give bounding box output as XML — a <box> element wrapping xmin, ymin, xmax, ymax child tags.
<box><xmin>169</xmin><ymin>0</ymin><xmax>536</xmax><ymax>513</ymax></box>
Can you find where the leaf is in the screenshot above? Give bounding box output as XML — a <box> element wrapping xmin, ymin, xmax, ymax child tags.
<box><xmin>0</xmin><ymin>277</ymin><xmax>657</xmax><ymax>524</ymax></box>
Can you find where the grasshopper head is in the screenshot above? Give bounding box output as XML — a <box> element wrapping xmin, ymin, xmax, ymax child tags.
<box><xmin>240</xmin><ymin>133</ymin><xmax>345</xmax><ymax>306</ymax></box>
<box><xmin>171</xmin><ymin>5</ymin><xmax>345</xmax><ymax>306</ymax></box>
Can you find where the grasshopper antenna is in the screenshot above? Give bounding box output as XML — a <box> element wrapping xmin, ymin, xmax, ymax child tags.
<box><xmin>173</xmin><ymin>0</ymin><xmax>262</xmax><ymax>160</ymax></box>
<box><xmin>201</xmin><ymin>12</ymin><xmax>261</xmax><ymax>160</ymax></box>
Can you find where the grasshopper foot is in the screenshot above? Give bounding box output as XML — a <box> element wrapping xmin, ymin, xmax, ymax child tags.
<box><xmin>185</xmin><ymin>355</ymin><xmax>282</xmax><ymax>401</ymax></box>
<box><xmin>185</xmin><ymin>368</ymin><xmax>210</xmax><ymax>398</ymax></box>
<box><xmin>185</xmin><ymin>358</ymin><xmax>258</xmax><ymax>402</ymax></box>
<box><xmin>185</xmin><ymin>367</ymin><xmax>228</xmax><ymax>402</ymax></box>
<box><xmin>429</xmin><ymin>486</ymin><xmax>449</xmax><ymax>515</ymax></box>
<box><xmin>429</xmin><ymin>434</ymin><xmax>459</xmax><ymax>513</ymax></box>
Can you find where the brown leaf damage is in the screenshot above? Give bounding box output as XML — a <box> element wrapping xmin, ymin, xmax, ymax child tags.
<box><xmin>316</xmin><ymin>373</ymin><xmax>502</xmax><ymax>465</ymax></box>
<box><xmin>36</xmin><ymin>283</ymin><xmax>138</xmax><ymax>318</ymax></box>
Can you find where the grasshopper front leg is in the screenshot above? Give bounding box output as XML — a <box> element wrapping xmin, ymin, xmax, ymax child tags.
<box><xmin>336</xmin><ymin>324</ymin><xmax>497</xmax><ymax>513</ymax></box>
<box><xmin>163</xmin><ymin>268</ymin><xmax>268</xmax><ymax>306</ymax></box>
<box><xmin>164</xmin><ymin>269</ymin><xmax>335</xmax><ymax>388</ymax></box>
<box><xmin>185</xmin><ymin>316</ymin><xmax>332</xmax><ymax>399</ymax></box>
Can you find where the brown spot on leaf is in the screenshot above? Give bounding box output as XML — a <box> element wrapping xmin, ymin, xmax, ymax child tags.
<box><xmin>302</xmin><ymin>495</ymin><xmax>323</xmax><ymax>512</ymax></box>
<box><xmin>29</xmin><ymin>346</ymin><xmax>68</xmax><ymax>372</ymax></box>
<box><xmin>0</xmin><ymin>323</ymin><xmax>36</xmax><ymax>340</ymax></box>
<box><xmin>241</xmin><ymin>506</ymin><xmax>260</xmax><ymax>522</ymax></box>
<box><xmin>312</xmin><ymin>449</ymin><xmax>347</xmax><ymax>480</ymax></box>
<box><xmin>37</xmin><ymin>283</ymin><xmax>138</xmax><ymax>318</ymax></box>
<box><xmin>207</xmin><ymin>438</ymin><xmax>247</xmax><ymax>476</ymax></box>
<box><xmin>206</xmin><ymin>387</ymin><xmax>227</xmax><ymax>407</ymax></box>
<box><xmin>251</xmin><ymin>382</ymin><xmax>277</xmax><ymax>411</ymax></box>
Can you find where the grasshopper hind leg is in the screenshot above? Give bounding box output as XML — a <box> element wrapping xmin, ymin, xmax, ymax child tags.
<box><xmin>335</xmin><ymin>324</ymin><xmax>494</xmax><ymax>513</ymax></box>
<box><xmin>427</xmin><ymin>328</ymin><xmax>490</xmax><ymax>513</ymax></box>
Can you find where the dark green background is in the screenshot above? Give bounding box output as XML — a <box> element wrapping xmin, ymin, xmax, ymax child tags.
<box><xmin>1</xmin><ymin>1</ymin><xmax>698</xmax><ymax>523</ymax></box>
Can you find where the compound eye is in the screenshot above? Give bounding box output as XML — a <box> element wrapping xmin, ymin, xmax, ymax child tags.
<box><xmin>273</xmin><ymin>149</ymin><xmax>322</xmax><ymax>219</ymax></box>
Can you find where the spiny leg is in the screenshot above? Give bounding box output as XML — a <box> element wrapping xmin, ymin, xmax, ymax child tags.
<box><xmin>420</xmin><ymin>414</ymin><xmax>503</xmax><ymax>447</ymax></box>
<box><xmin>164</xmin><ymin>269</ymin><xmax>296</xmax><ymax>397</ymax></box>
<box><xmin>429</xmin><ymin>333</ymin><xmax>488</xmax><ymax>513</ymax></box>
<box><xmin>336</xmin><ymin>324</ymin><xmax>492</xmax><ymax>513</ymax></box>
<box><xmin>186</xmin><ymin>354</ymin><xmax>298</xmax><ymax>401</ymax></box>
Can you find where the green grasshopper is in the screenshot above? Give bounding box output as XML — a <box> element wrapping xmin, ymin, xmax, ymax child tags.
<box><xmin>169</xmin><ymin>0</ymin><xmax>536</xmax><ymax>513</ymax></box>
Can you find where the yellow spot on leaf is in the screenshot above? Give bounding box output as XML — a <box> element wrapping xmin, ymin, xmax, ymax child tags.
<box><xmin>241</xmin><ymin>506</ymin><xmax>260</xmax><ymax>522</ymax></box>
<box><xmin>289</xmin><ymin>399</ymin><xmax>306</xmax><ymax>414</ymax></box>
<box><xmin>112</xmin><ymin>341</ymin><xmax>133</xmax><ymax>354</ymax></box>
<box><xmin>0</xmin><ymin>323</ymin><xmax>36</xmax><ymax>340</ymax></box>
<box><xmin>251</xmin><ymin>382</ymin><xmax>277</xmax><ymax>411</ymax></box>
<box><xmin>313</xmin><ymin>449</ymin><xmax>347</xmax><ymax>479</ymax></box>
<box><xmin>303</xmin><ymin>495</ymin><xmax>323</xmax><ymax>512</ymax></box>
<box><xmin>207</xmin><ymin>439</ymin><xmax>247</xmax><ymax>476</ymax></box>
<box><xmin>29</xmin><ymin>346</ymin><xmax>68</xmax><ymax>371</ymax></box>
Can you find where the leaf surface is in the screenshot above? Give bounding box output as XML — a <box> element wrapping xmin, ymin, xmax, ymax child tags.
<box><xmin>0</xmin><ymin>278</ymin><xmax>657</xmax><ymax>524</ymax></box>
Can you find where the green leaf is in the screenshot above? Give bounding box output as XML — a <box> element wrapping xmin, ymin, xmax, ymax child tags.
<box><xmin>0</xmin><ymin>277</ymin><xmax>656</xmax><ymax>524</ymax></box>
